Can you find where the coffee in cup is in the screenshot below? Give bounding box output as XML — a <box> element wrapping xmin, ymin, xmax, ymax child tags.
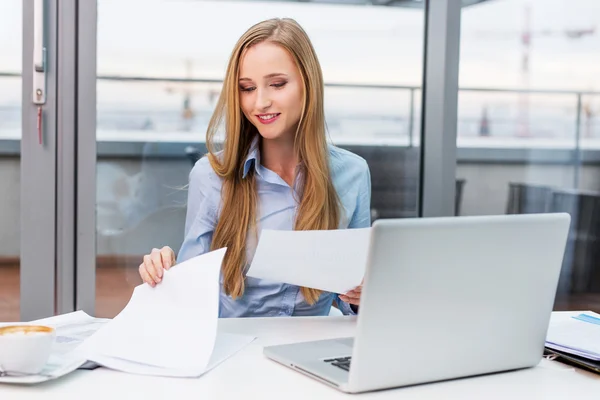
<box><xmin>0</xmin><ymin>325</ymin><xmax>56</xmax><ymax>376</ymax></box>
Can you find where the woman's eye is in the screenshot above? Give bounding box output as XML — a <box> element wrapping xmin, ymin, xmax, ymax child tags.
<box><xmin>271</xmin><ymin>82</ymin><xmax>287</xmax><ymax>89</ymax></box>
<box><xmin>240</xmin><ymin>86</ymin><xmax>256</xmax><ymax>92</ymax></box>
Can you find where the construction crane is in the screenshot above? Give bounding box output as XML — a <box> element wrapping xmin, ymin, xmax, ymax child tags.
<box><xmin>517</xmin><ymin>5</ymin><xmax>595</xmax><ymax>137</ymax></box>
<box><xmin>475</xmin><ymin>4</ymin><xmax>596</xmax><ymax>137</ymax></box>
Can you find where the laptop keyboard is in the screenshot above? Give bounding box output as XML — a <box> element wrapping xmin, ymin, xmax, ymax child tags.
<box><xmin>323</xmin><ymin>356</ymin><xmax>352</xmax><ymax>372</ymax></box>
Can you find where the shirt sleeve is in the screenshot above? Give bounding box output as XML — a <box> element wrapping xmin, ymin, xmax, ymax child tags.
<box><xmin>176</xmin><ymin>156</ymin><xmax>219</xmax><ymax>264</ymax></box>
<box><xmin>348</xmin><ymin>162</ymin><xmax>372</xmax><ymax>229</ymax></box>
<box><xmin>337</xmin><ymin>161</ymin><xmax>372</xmax><ymax>315</ymax></box>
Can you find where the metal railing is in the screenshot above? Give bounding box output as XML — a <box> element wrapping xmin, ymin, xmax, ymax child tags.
<box><xmin>1</xmin><ymin>71</ymin><xmax>599</xmax><ymax>148</ymax></box>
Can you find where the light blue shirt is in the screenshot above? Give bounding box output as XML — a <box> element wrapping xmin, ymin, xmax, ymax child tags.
<box><xmin>177</xmin><ymin>138</ymin><xmax>372</xmax><ymax>317</ymax></box>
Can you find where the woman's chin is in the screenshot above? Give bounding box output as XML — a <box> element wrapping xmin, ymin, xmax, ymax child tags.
<box><xmin>257</xmin><ymin>130</ymin><xmax>288</xmax><ymax>142</ymax></box>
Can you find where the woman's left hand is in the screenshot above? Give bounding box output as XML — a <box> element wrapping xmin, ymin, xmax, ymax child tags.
<box><xmin>339</xmin><ymin>280</ymin><xmax>363</xmax><ymax>306</ymax></box>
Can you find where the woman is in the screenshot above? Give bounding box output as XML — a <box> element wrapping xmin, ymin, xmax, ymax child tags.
<box><xmin>138</xmin><ymin>18</ymin><xmax>371</xmax><ymax>317</ymax></box>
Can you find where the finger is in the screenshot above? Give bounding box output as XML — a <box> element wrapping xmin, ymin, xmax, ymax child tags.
<box><xmin>149</xmin><ymin>249</ymin><xmax>164</xmax><ymax>280</ymax></box>
<box><xmin>138</xmin><ymin>263</ymin><xmax>147</xmax><ymax>284</ymax></box>
<box><xmin>138</xmin><ymin>264</ymin><xmax>155</xmax><ymax>287</ymax></box>
<box><xmin>347</xmin><ymin>283</ymin><xmax>362</xmax><ymax>293</ymax></box>
<box><xmin>340</xmin><ymin>295</ymin><xmax>359</xmax><ymax>306</ymax></box>
<box><xmin>143</xmin><ymin>254</ymin><xmax>160</xmax><ymax>284</ymax></box>
<box><xmin>161</xmin><ymin>246</ymin><xmax>174</xmax><ymax>270</ymax></box>
<box><xmin>345</xmin><ymin>283</ymin><xmax>362</xmax><ymax>296</ymax></box>
<box><xmin>171</xmin><ymin>251</ymin><xmax>176</xmax><ymax>268</ymax></box>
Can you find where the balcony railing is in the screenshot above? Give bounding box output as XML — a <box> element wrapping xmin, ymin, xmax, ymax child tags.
<box><xmin>1</xmin><ymin>72</ymin><xmax>599</xmax><ymax>158</ymax></box>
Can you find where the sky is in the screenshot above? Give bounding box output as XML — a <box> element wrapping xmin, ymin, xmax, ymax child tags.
<box><xmin>1</xmin><ymin>0</ymin><xmax>599</xmax><ymax>113</ymax></box>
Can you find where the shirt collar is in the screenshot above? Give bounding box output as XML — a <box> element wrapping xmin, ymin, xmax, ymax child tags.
<box><xmin>242</xmin><ymin>136</ymin><xmax>261</xmax><ymax>179</ymax></box>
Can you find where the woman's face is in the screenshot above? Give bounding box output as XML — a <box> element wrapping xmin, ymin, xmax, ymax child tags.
<box><xmin>238</xmin><ymin>41</ymin><xmax>304</xmax><ymax>143</ymax></box>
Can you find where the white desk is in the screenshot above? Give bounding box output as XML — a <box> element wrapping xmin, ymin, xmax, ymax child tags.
<box><xmin>2</xmin><ymin>314</ymin><xmax>599</xmax><ymax>399</ymax></box>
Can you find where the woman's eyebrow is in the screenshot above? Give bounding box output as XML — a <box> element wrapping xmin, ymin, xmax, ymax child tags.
<box><xmin>239</xmin><ymin>73</ymin><xmax>288</xmax><ymax>81</ymax></box>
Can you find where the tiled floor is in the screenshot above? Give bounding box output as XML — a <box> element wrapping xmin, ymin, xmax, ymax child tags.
<box><xmin>0</xmin><ymin>265</ymin><xmax>20</xmax><ymax>322</ymax></box>
<box><xmin>2</xmin><ymin>264</ymin><xmax>600</xmax><ymax>321</ymax></box>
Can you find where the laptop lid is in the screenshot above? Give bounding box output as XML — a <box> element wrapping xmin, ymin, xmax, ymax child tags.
<box><xmin>347</xmin><ymin>213</ymin><xmax>570</xmax><ymax>393</ymax></box>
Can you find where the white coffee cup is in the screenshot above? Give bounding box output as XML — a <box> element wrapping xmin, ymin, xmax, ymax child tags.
<box><xmin>0</xmin><ymin>325</ymin><xmax>56</xmax><ymax>376</ymax></box>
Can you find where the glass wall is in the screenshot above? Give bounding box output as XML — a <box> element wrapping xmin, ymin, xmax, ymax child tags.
<box><xmin>94</xmin><ymin>0</ymin><xmax>425</xmax><ymax>317</ymax></box>
<box><xmin>0</xmin><ymin>0</ymin><xmax>22</xmax><ymax>322</ymax></box>
<box><xmin>457</xmin><ymin>0</ymin><xmax>600</xmax><ymax>311</ymax></box>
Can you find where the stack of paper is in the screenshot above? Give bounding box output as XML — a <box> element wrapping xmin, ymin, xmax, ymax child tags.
<box><xmin>247</xmin><ymin>228</ymin><xmax>371</xmax><ymax>294</ymax></box>
<box><xmin>77</xmin><ymin>248</ymin><xmax>255</xmax><ymax>377</ymax></box>
<box><xmin>546</xmin><ymin>312</ymin><xmax>600</xmax><ymax>361</ymax></box>
<box><xmin>0</xmin><ymin>248</ymin><xmax>255</xmax><ymax>384</ymax></box>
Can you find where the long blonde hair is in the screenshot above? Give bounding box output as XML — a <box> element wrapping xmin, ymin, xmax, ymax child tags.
<box><xmin>206</xmin><ymin>18</ymin><xmax>341</xmax><ymax>305</ymax></box>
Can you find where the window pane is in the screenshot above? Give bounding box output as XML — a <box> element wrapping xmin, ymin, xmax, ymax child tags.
<box><xmin>0</xmin><ymin>0</ymin><xmax>22</xmax><ymax>321</ymax></box>
<box><xmin>95</xmin><ymin>0</ymin><xmax>424</xmax><ymax>317</ymax></box>
<box><xmin>457</xmin><ymin>0</ymin><xmax>600</xmax><ymax>312</ymax></box>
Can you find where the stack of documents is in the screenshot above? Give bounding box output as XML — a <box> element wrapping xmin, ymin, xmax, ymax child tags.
<box><xmin>247</xmin><ymin>228</ymin><xmax>371</xmax><ymax>294</ymax></box>
<box><xmin>0</xmin><ymin>248</ymin><xmax>255</xmax><ymax>384</ymax></box>
<box><xmin>77</xmin><ymin>248</ymin><xmax>255</xmax><ymax>377</ymax></box>
<box><xmin>545</xmin><ymin>312</ymin><xmax>600</xmax><ymax>373</ymax></box>
<box><xmin>546</xmin><ymin>312</ymin><xmax>600</xmax><ymax>360</ymax></box>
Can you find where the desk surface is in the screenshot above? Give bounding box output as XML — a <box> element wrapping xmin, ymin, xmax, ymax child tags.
<box><xmin>2</xmin><ymin>314</ymin><xmax>600</xmax><ymax>399</ymax></box>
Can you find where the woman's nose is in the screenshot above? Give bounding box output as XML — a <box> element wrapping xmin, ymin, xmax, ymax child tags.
<box><xmin>256</xmin><ymin>88</ymin><xmax>272</xmax><ymax>110</ymax></box>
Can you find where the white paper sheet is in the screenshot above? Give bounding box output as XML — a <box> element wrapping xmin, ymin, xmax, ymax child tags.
<box><xmin>78</xmin><ymin>248</ymin><xmax>252</xmax><ymax>377</ymax></box>
<box><xmin>87</xmin><ymin>333</ymin><xmax>255</xmax><ymax>378</ymax></box>
<box><xmin>246</xmin><ymin>228</ymin><xmax>371</xmax><ymax>294</ymax></box>
<box><xmin>0</xmin><ymin>311</ymin><xmax>109</xmax><ymax>384</ymax></box>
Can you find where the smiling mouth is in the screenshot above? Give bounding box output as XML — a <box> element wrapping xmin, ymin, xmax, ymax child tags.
<box><xmin>256</xmin><ymin>113</ymin><xmax>281</xmax><ymax>124</ymax></box>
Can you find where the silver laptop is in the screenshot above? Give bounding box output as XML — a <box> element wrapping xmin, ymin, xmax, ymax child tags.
<box><xmin>263</xmin><ymin>213</ymin><xmax>571</xmax><ymax>393</ymax></box>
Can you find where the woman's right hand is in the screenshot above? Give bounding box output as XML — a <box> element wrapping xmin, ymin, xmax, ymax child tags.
<box><xmin>138</xmin><ymin>246</ymin><xmax>176</xmax><ymax>287</ymax></box>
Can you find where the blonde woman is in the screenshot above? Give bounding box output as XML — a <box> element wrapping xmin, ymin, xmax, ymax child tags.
<box><xmin>139</xmin><ymin>18</ymin><xmax>371</xmax><ymax>317</ymax></box>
